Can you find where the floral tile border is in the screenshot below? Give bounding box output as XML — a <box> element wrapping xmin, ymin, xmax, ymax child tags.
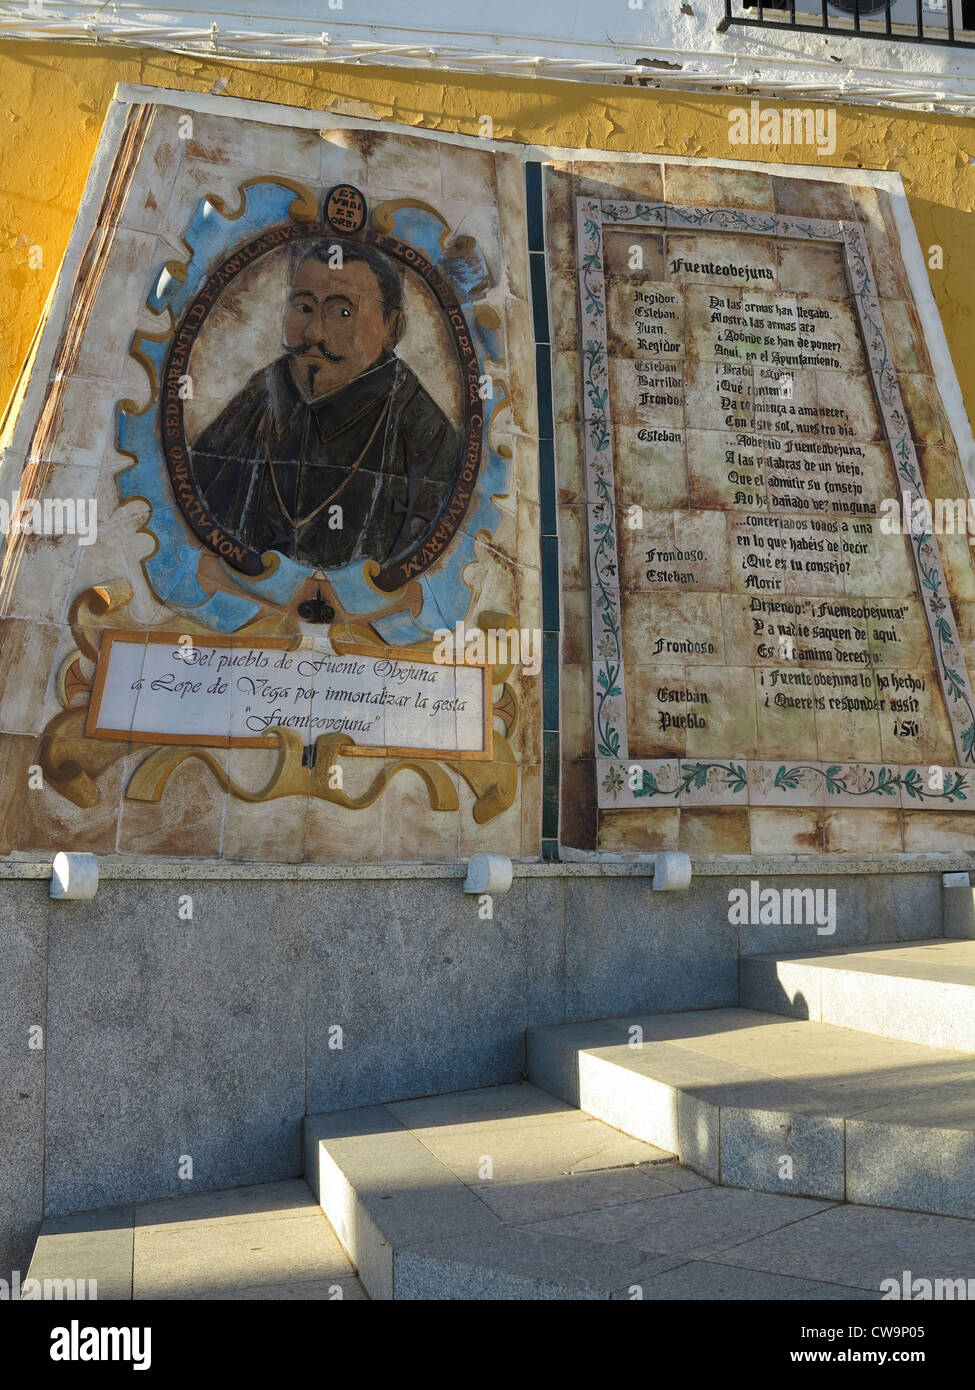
<box><xmin>897</xmin><ymin>764</ymin><xmax>973</xmax><ymax>809</ymax></box>
<box><xmin>680</xmin><ymin>759</ymin><xmax>750</xmax><ymax>807</ymax></box>
<box><xmin>597</xmin><ymin>759</ymin><xmax>680</xmax><ymax>808</ymax></box>
<box><xmin>577</xmin><ymin>194</ymin><xmax>975</xmax><ymax>798</ymax></box>
<box><xmin>592</xmin><ymin>661</ymin><xmax>628</xmax><ymax>761</ymax></box>
<box><xmin>596</xmin><ymin>758</ymin><xmax>975</xmax><ymax>811</ymax></box>
<box><xmin>748</xmin><ymin>760</ymin><xmax>825</xmax><ymax>808</ymax></box>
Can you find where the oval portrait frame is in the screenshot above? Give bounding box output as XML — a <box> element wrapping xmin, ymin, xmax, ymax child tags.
<box><xmin>160</xmin><ymin>219</ymin><xmax>483</xmax><ymax>592</ymax></box>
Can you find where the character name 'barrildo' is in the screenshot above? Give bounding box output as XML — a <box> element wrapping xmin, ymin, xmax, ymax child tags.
<box><xmin>432</xmin><ymin>621</ymin><xmax>541</xmax><ymax>677</ymax></box>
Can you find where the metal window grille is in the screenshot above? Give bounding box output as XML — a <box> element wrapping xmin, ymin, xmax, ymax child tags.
<box><xmin>719</xmin><ymin>0</ymin><xmax>975</xmax><ymax>48</ymax></box>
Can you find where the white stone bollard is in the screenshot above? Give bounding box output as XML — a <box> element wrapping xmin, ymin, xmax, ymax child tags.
<box><xmin>463</xmin><ymin>853</ymin><xmax>513</xmax><ymax>895</ymax></box>
<box><xmin>652</xmin><ymin>851</ymin><xmax>692</xmax><ymax>892</ymax></box>
<box><xmin>50</xmin><ymin>852</ymin><xmax>99</xmax><ymax>901</ymax></box>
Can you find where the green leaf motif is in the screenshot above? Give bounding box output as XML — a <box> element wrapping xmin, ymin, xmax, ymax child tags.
<box><xmin>632</xmin><ymin>771</ymin><xmax>660</xmax><ymax>799</ymax></box>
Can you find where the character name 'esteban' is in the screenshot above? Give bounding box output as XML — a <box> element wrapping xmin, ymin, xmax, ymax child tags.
<box><xmin>189</xmin><ymin>238</ymin><xmax>461</xmax><ymax>570</ymax></box>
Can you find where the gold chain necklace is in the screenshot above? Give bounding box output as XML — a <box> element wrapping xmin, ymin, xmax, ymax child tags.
<box><xmin>268</xmin><ymin>396</ymin><xmax>391</xmax><ymax>532</ymax></box>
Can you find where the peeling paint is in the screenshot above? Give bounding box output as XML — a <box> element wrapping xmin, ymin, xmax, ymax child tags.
<box><xmin>0</xmin><ymin>38</ymin><xmax>973</xmax><ymax>429</ymax></box>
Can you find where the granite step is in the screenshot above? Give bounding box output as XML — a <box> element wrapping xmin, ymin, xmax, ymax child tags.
<box><xmin>740</xmin><ymin>938</ymin><xmax>975</xmax><ymax>1050</ymax></box>
<box><xmin>23</xmin><ymin>1180</ymin><xmax>367</xmax><ymax>1300</ymax></box>
<box><xmin>304</xmin><ymin>1079</ymin><xmax>975</xmax><ymax>1299</ymax></box>
<box><xmin>527</xmin><ymin>1007</ymin><xmax>975</xmax><ymax>1219</ymax></box>
<box><xmin>304</xmin><ymin>1082</ymin><xmax>684</xmax><ymax>1299</ymax></box>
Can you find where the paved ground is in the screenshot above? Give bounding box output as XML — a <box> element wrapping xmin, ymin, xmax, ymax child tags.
<box><xmin>28</xmin><ymin>1180</ymin><xmax>368</xmax><ymax>1300</ymax></box>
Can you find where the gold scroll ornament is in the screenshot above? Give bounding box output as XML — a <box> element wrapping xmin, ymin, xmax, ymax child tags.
<box><xmin>41</xmin><ymin>584</ymin><xmax>519</xmax><ymax>825</ymax></box>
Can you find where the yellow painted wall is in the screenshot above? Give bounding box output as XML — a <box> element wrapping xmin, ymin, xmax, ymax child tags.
<box><xmin>0</xmin><ymin>39</ymin><xmax>973</xmax><ymax>423</ymax></box>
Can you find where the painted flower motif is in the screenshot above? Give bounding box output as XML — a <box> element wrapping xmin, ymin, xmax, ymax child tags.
<box><xmin>601</xmin><ymin>698</ymin><xmax>620</xmax><ymax>724</ymax></box>
<box><xmin>754</xmin><ymin>765</ymin><xmax>775</xmax><ymax>797</ymax></box>
<box><xmin>657</xmin><ymin>767</ymin><xmax>681</xmax><ymax>796</ymax></box>
<box><xmin>705</xmin><ymin>766</ymin><xmax>727</xmax><ymax>792</ymax></box>
<box><xmin>601</xmin><ymin>766</ymin><xmax>624</xmax><ymax>799</ymax></box>
<box><xmin>596</xmin><ymin>633</ymin><xmax>618</xmax><ymax>660</ymax></box>
<box><xmin>845</xmin><ymin>764</ymin><xmax>872</xmax><ymax>792</ymax></box>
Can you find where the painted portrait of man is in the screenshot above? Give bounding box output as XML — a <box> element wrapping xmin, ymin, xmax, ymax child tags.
<box><xmin>188</xmin><ymin>238</ymin><xmax>461</xmax><ymax>570</ymax></box>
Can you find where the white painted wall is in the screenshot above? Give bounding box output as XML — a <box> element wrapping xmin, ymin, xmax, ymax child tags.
<box><xmin>1</xmin><ymin>0</ymin><xmax>974</xmax><ymax>110</ymax></box>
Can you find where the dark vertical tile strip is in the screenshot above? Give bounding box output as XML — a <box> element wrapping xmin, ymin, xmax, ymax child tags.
<box><xmin>541</xmin><ymin>536</ymin><xmax>560</xmax><ymax>633</ymax></box>
<box><xmin>543</xmin><ymin>631</ymin><xmax>560</xmax><ymax>730</ymax></box>
<box><xmin>535</xmin><ymin>344</ymin><xmax>553</xmax><ymax>443</ymax></box>
<box><xmin>529</xmin><ymin>252</ymin><xmax>550</xmax><ymax>344</ymax></box>
<box><xmin>525</xmin><ymin>161</ymin><xmax>544</xmax><ymax>252</ymax></box>
<box><xmin>538</xmin><ymin>438</ymin><xmax>557</xmax><ymax>537</ymax></box>
<box><xmin>527</xmin><ymin>160</ymin><xmax>560</xmax><ymax>860</ymax></box>
<box><xmin>542</xmin><ymin>730</ymin><xmax>560</xmax><ymax>840</ymax></box>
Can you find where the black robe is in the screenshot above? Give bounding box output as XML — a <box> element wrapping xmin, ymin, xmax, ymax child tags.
<box><xmin>189</xmin><ymin>353</ymin><xmax>460</xmax><ymax>569</ymax></box>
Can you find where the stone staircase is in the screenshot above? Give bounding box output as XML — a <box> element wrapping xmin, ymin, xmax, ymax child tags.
<box><xmin>304</xmin><ymin>1085</ymin><xmax>689</xmax><ymax>1299</ymax></box>
<box><xmin>527</xmin><ymin>1007</ymin><xmax>975</xmax><ymax>1217</ymax></box>
<box><xmin>740</xmin><ymin>938</ymin><xmax>975</xmax><ymax>1051</ymax></box>
<box><xmin>304</xmin><ymin>937</ymin><xmax>975</xmax><ymax>1297</ymax></box>
<box><xmin>27</xmin><ymin>939</ymin><xmax>975</xmax><ymax>1299</ymax></box>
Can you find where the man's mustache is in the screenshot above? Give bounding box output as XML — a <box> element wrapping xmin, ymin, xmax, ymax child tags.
<box><xmin>289</xmin><ymin>341</ymin><xmax>345</xmax><ymax>364</ymax></box>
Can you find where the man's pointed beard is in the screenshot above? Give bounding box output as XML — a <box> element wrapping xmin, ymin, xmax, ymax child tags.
<box><xmin>285</xmin><ymin>342</ymin><xmax>344</xmax><ymax>400</ymax></box>
<box><xmin>302</xmin><ymin>357</ymin><xmax>324</xmax><ymax>395</ymax></box>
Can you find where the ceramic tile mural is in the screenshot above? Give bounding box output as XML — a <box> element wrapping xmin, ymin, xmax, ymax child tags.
<box><xmin>0</xmin><ymin>96</ymin><xmax>540</xmax><ymax>862</ymax></box>
<box><xmin>549</xmin><ymin>160</ymin><xmax>975</xmax><ymax>854</ymax></box>
<box><xmin>3</xmin><ymin>104</ymin><xmax>973</xmax><ymax>865</ymax></box>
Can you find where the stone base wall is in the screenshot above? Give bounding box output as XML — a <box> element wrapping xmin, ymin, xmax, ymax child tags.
<box><xmin>0</xmin><ymin>858</ymin><xmax>957</xmax><ymax>1274</ymax></box>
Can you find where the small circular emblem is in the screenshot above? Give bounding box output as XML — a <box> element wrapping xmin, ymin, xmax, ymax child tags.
<box><xmin>324</xmin><ymin>184</ymin><xmax>367</xmax><ymax>235</ymax></box>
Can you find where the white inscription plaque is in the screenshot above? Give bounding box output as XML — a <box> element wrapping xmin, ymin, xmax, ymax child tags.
<box><xmin>87</xmin><ymin>631</ymin><xmax>491</xmax><ymax>759</ymax></box>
